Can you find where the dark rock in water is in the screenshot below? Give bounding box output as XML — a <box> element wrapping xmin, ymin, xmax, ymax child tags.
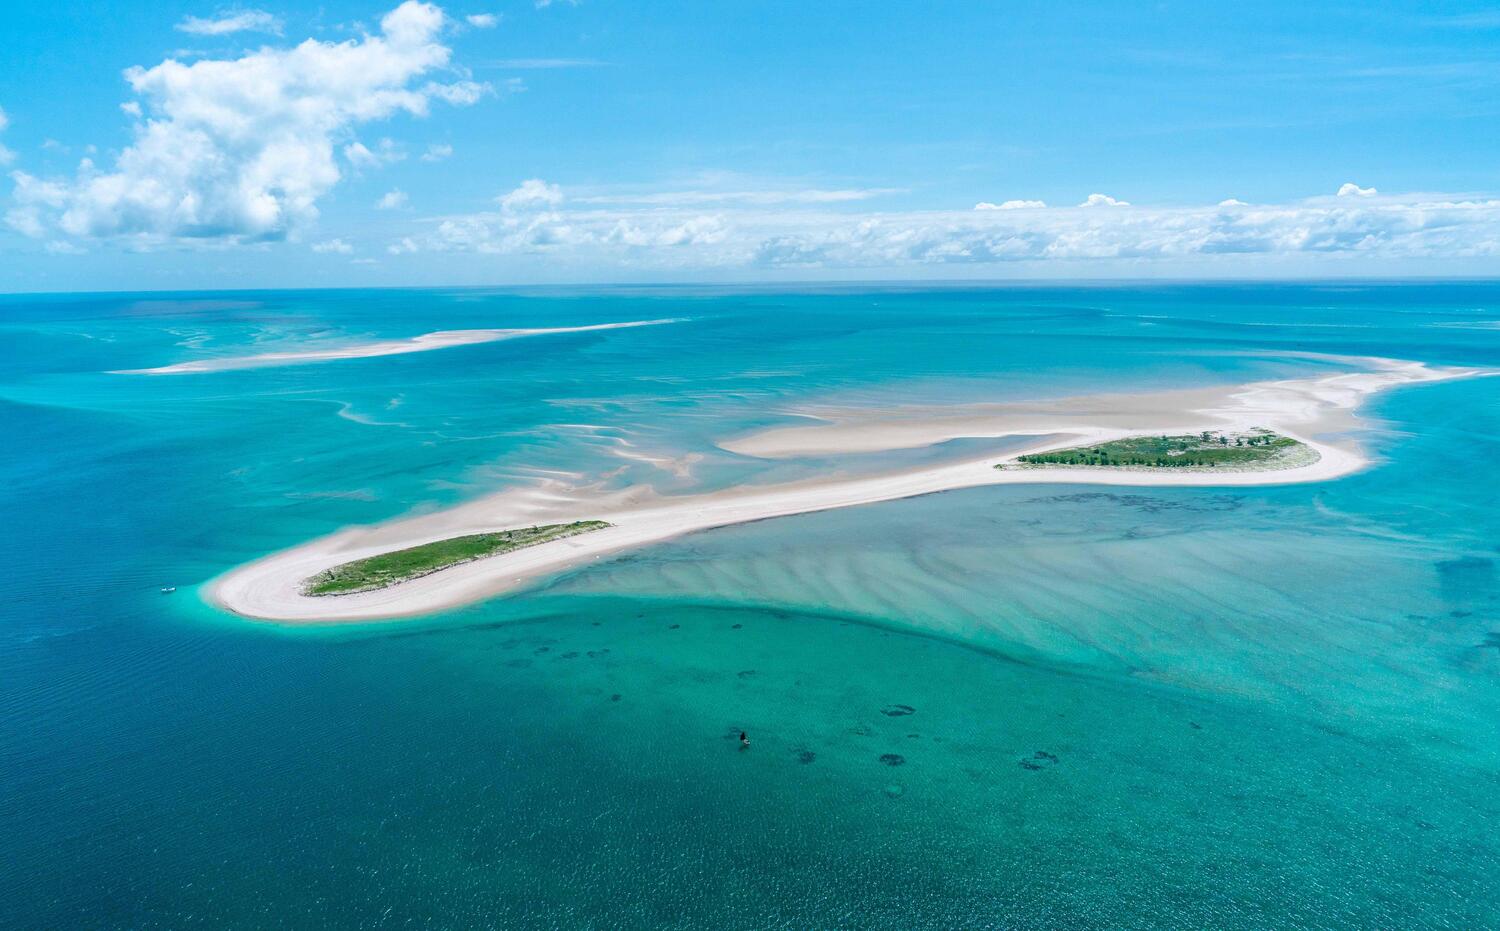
<box><xmin>586</xmin><ymin>649</ymin><xmax>610</xmax><ymax>658</ymax></box>
<box><xmin>1189</xmin><ymin>721</ymin><xmax>1203</xmax><ymax>730</ymax></box>
<box><xmin>610</xmin><ymin>694</ymin><xmax>622</xmax><ymax>702</ymax></box>
<box><xmin>879</xmin><ymin>753</ymin><xmax>905</xmax><ymax>767</ymax></box>
<box><xmin>1480</xmin><ymin>631</ymin><xmax>1500</xmax><ymax>650</ymax></box>
<box><xmin>669</xmin><ymin>624</ymin><xmax>681</xmax><ymax>630</ymax></box>
<box><xmin>736</xmin><ymin>669</ymin><xmax>757</xmax><ymax>679</ymax></box>
<box><xmin>591</xmin><ymin>621</ymin><xmax>601</xmax><ymax>627</ymax></box>
<box><xmin>731</xmin><ymin>623</ymin><xmax>743</xmax><ymax>629</ymax></box>
<box><xmin>1021</xmin><ymin>751</ymin><xmax>1058</xmax><ymax>770</ymax></box>
<box><xmin>880</xmin><ymin>704</ymin><xmax>916</xmax><ymax>717</ymax></box>
<box><xmin>1033</xmin><ymin>750</ymin><xmax>1058</xmax><ymax>763</ymax></box>
<box><xmin>1019</xmin><ymin>760</ymin><xmax>1042</xmax><ymax>771</ymax></box>
<box><xmin>561</xmin><ymin>651</ymin><xmax>580</xmax><ymax>659</ymax></box>
<box><xmin>533</xmin><ymin>646</ymin><xmax>550</xmax><ymax>654</ymax></box>
<box><xmin>906</xmin><ymin>733</ymin><xmax>920</xmax><ymax>739</ymax></box>
<box><xmin>794</xmin><ymin>748</ymin><xmax>816</xmax><ymax>764</ymax></box>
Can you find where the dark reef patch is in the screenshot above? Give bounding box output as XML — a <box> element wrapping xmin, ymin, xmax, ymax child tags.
<box><xmin>1021</xmin><ymin>750</ymin><xmax>1059</xmax><ymax>770</ymax></box>
<box><xmin>879</xmin><ymin>753</ymin><xmax>906</xmax><ymax>767</ymax></box>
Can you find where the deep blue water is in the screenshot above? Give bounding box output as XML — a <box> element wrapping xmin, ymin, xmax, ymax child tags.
<box><xmin>1</xmin><ymin>283</ymin><xmax>1497</xmax><ymax>928</ymax></box>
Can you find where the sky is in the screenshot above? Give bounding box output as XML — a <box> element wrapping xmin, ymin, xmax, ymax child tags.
<box><xmin>1</xmin><ymin>0</ymin><xmax>1499</xmax><ymax>291</ymax></box>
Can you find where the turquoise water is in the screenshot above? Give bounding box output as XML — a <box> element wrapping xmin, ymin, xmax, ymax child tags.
<box><xmin>1</xmin><ymin>284</ymin><xmax>1497</xmax><ymax>927</ymax></box>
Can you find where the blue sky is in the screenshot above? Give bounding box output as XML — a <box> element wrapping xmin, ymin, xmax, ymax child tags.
<box><xmin>2</xmin><ymin>0</ymin><xmax>1498</xmax><ymax>291</ymax></box>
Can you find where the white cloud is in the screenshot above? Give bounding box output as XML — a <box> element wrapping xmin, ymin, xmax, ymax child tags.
<box><xmin>1338</xmin><ymin>182</ymin><xmax>1378</xmax><ymax>198</ymax></box>
<box><xmin>1218</xmin><ymin>198</ymin><xmax>1248</xmax><ymax>206</ymax></box>
<box><xmin>425</xmin><ymin>80</ymin><xmax>490</xmax><ymax>105</ymax></box>
<box><xmin>498</xmin><ymin>177</ymin><xmax>563</xmax><ymax>210</ymax></box>
<box><xmin>345</xmin><ymin>138</ymin><xmax>406</xmax><ymax>169</ymax></box>
<box><xmin>388</xmin><ymin>236</ymin><xmax>420</xmax><ymax>254</ymax></box>
<box><xmin>421</xmin><ymin>142</ymin><xmax>453</xmax><ymax>161</ymax></box>
<box><xmin>1080</xmin><ymin>193</ymin><xmax>1130</xmax><ymax>207</ymax></box>
<box><xmin>975</xmin><ymin>199</ymin><xmax>1046</xmax><ymax>210</ymax></box>
<box><xmin>0</xmin><ymin>106</ymin><xmax>12</xmax><ymax>167</ymax></box>
<box><xmin>405</xmin><ymin>184</ymin><xmax>1500</xmax><ymax>272</ymax></box>
<box><xmin>9</xmin><ymin>2</ymin><xmax>486</xmax><ymax>244</ymax></box>
<box><xmin>376</xmin><ymin>188</ymin><xmax>409</xmax><ymax>209</ymax></box>
<box><xmin>45</xmin><ymin>240</ymin><xmax>87</xmax><ymax>255</ymax></box>
<box><xmin>575</xmin><ymin>187</ymin><xmax>897</xmax><ymax>207</ymax></box>
<box><xmin>466</xmin><ymin>12</ymin><xmax>499</xmax><ymax>27</ymax></box>
<box><xmin>534</xmin><ymin>0</ymin><xmax>578</xmax><ymax>7</ymax></box>
<box><xmin>312</xmin><ymin>238</ymin><xmax>353</xmax><ymax>253</ymax></box>
<box><xmin>175</xmin><ymin>9</ymin><xmax>283</xmax><ymax>36</ymax></box>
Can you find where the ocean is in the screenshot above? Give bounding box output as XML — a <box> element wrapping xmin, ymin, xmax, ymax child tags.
<box><xmin>1</xmin><ymin>282</ymin><xmax>1497</xmax><ymax>928</ymax></box>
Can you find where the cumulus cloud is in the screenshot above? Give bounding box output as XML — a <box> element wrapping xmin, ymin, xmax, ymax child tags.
<box><xmin>1080</xmin><ymin>193</ymin><xmax>1130</xmax><ymax>207</ymax></box>
<box><xmin>1337</xmin><ymin>182</ymin><xmax>1378</xmax><ymax>198</ymax></box>
<box><xmin>376</xmin><ymin>189</ymin><xmax>409</xmax><ymax>209</ymax></box>
<box><xmin>975</xmin><ymin>199</ymin><xmax>1046</xmax><ymax>210</ymax></box>
<box><xmin>399</xmin><ymin>182</ymin><xmax>1500</xmax><ymax>272</ymax></box>
<box><xmin>466</xmin><ymin>12</ymin><xmax>499</xmax><ymax>27</ymax></box>
<box><xmin>1218</xmin><ymin>198</ymin><xmax>1248</xmax><ymax>206</ymax></box>
<box><xmin>9</xmin><ymin>2</ymin><xmax>486</xmax><ymax>245</ymax></box>
<box><xmin>498</xmin><ymin>177</ymin><xmax>563</xmax><ymax>211</ymax></box>
<box><xmin>175</xmin><ymin>9</ymin><xmax>283</xmax><ymax>36</ymax></box>
<box><xmin>575</xmin><ymin>187</ymin><xmax>896</xmax><ymax>207</ymax></box>
<box><xmin>421</xmin><ymin>142</ymin><xmax>453</xmax><ymax>161</ymax></box>
<box><xmin>345</xmin><ymin>137</ymin><xmax>406</xmax><ymax>169</ymax></box>
<box><xmin>312</xmin><ymin>238</ymin><xmax>353</xmax><ymax>253</ymax></box>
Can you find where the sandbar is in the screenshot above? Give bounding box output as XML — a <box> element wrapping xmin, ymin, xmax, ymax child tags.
<box><xmin>118</xmin><ymin>318</ymin><xmax>684</xmax><ymax>375</ymax></box>
<box><xmin>208</xmin><ymin>356</ymin><xmax>1485</xmax><ymax>623</ymax></box>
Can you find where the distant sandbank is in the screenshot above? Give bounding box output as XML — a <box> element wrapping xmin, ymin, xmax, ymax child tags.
<box><xmin>118</xmin><ymin>318</ymin><xmax>684</xmax><ymax>375</ymax></box>
<box><xmin>209</xmin><ymin>357</ymin><xmax>1485</xmax><ymax>623</ymax></box>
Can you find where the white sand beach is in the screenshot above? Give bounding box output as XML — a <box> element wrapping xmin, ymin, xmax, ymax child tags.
<box><xmin>118</xmin><ymin>318</ymin><xmax>684</xmax><ymax>375</ymax></box>
<box><xmin>209</xmin><ymin>357</ymin><xmax>1484</xmax><ymax>623</ymax></box>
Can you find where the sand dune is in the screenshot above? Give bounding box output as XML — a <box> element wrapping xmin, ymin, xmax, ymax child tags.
<box><xmin>118</xmin><ymin>318</ymin><xmax>684</xmax><ymax>375</ymax></box>
<box><xmin>209</xmin><ymin>357</ymin><xmax>1484</xmax><ymax>623</ymax></box>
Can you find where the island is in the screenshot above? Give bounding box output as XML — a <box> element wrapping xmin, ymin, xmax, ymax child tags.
<box><xmin>303</xmin><ymin>521</ymin><xmax>611</xmax><ymax>596</ymax></box>
<box><xmin>1007</xmin><ymin>430</ymin><xmax>1315</xmax><ymax>471</ymax></box>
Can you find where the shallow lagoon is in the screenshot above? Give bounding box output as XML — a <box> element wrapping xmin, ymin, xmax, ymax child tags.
<box><xmin>2</xmin><ymin>283</ymin><xmax>1497</xmax><ymax>927</ymax></box>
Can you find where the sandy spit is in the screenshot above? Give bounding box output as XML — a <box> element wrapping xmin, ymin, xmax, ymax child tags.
<box><xmin>209</xmin><ymin>357</ymin><xmax>1485</xmax><ymax>623</ymax></box>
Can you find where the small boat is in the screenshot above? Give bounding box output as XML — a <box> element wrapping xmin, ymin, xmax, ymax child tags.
<box><xmin>160</xmin><ymin>586</ymin><xmax>176</xmax><ymax>594</ymax></box>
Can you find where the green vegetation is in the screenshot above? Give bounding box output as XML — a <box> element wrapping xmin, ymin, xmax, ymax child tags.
<box><xmin>303</xmin><ymin>521</ymin><xmax>611</xmax><ymax>596</ymax></box>
<box><xmin>1011</xmin><ymin>430</ymin><xmax>1306</xmax><ymax>469</ymax></box>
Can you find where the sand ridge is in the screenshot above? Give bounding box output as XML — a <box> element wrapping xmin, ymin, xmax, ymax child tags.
<box><xmin>117</xmin><ymin>318</ymin><xmax>685</xmax><ymax>375</ymax></box>
<box><xmin>208</xmin><ymin>357</ymin><xmax>1485</xmax><ymax>623</ymax></box>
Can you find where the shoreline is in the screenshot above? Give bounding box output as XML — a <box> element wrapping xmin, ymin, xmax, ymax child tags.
<box><xmin>208</xmin><ymin>357</ymin><xmax>1485</xmax><ymax>623</ymax></box>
